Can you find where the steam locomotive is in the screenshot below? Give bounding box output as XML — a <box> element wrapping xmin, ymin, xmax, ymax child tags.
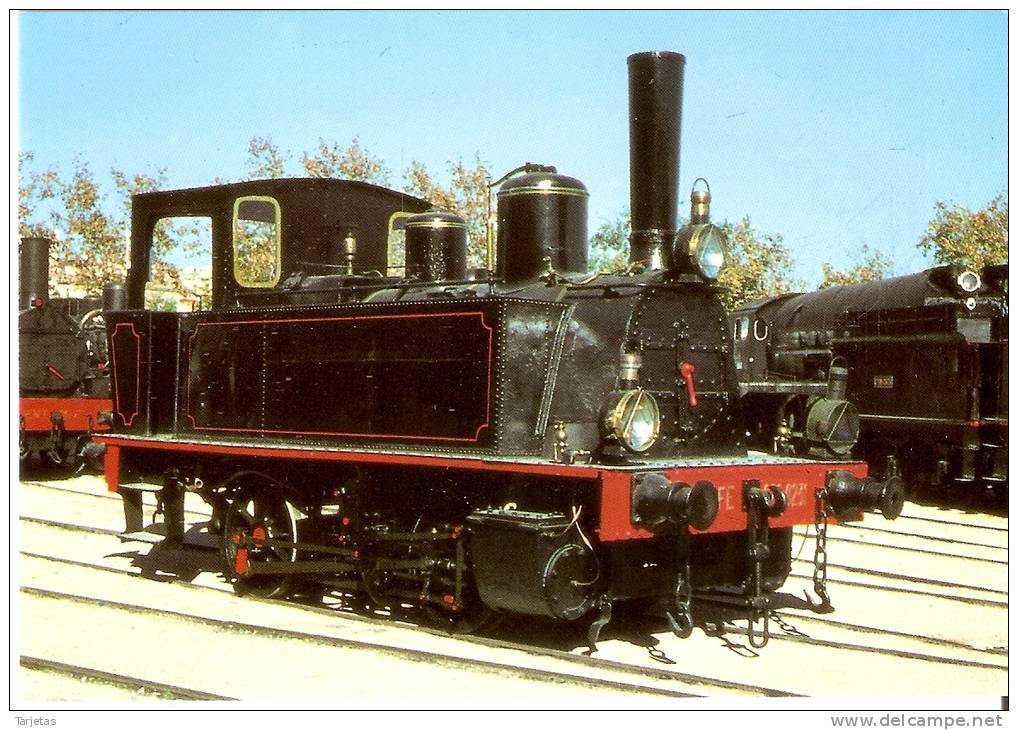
<box><xmin>96</xmin><ymin>51</ymin><xmax>902</xmax><ymax>648</ymax></box>
<box><xmin>18</xmin><ymin>236</ymin><xmax>118</xmax><ymax>471</ymax></box>
<box><xmin>732</xmin><ymin>265</ymin><xmax>1008</xmax><ymax>499</ymax></box>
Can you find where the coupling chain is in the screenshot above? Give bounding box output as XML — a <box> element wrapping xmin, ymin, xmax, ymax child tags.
<box><xmin>677</xmin><ymin>561</ymin><xmax>693</xmax><ymax>618</ymax></box>
<box><xmin>666</xmin><ymin>555</ymin><xmax>694</xmax><ymax>639</ymax></box>
<box><xmin>810</xmin><ymin>487</ymin><xmax>831</xmax><ymax>611</ymax></box>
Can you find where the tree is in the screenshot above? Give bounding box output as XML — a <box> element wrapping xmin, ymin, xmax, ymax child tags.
<box><xmin>404</xmin><ymin>155</ymin><xmax>493</xmax><ymax>267</ymax></box>
<box><xmin>18</xmin><ymin>151</ymin><xmax>60</xmax><ymax>240</ymax></box>
<box><xmin>919</xmin><ymin>194</ymin><xmax>1008</xmax><ymax>271</ymax></box>
<box><xmin>246</xmin><ymin>136</ymin><xmax>290</xmax><ymax>179</ymax></box>
<box><xmin>818</xmin><ymin>245</ymin><xmax>893</xmax><ymax>289</ymax></box>
<box><xmin>242</xmin><ymin>136</ymin><xmax>495</xmax><ymax>266</ymax></box>
<box><xmin>717</xmin><ymin>217</ymin><xmax>799</xmax><ymax>311</ymax></box>
<box><xmin>567</xmin><ymin>209</ymin><xmax>798</xmax><ymax>309</ymax></box>
<box><xmin>302</xmin><ymin>137</ymin><xmax>390</xmax><ymax>185</ymax></box>
<box><xmin>588</xmin><ymin>212</ymin><xmax>630</xmax><ymax>273</ymax></box>
<box><xmin>18</xmin><ymin>154</ymin><xmax>205</xmax><ymax>303</ymax></box>
<box><xmin>46</xmin><ymin>160</ymin><xmax>127</xmax><ymax>296</ymax></box>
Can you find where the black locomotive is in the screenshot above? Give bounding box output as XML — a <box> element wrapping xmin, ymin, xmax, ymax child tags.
<box><xmin>732</xmin><ymin>265</ymin><xmax>1008</xmax><ymax>499</ymax></box>
<box><xmin>18</xmin><ymin>236</ymin><xmax>120</xmax><ymax>471</ymax></box>
<box><xmin>97</xmin><ymin>52</ymin><xmax>901</xmax><ymax>648</ymax></box>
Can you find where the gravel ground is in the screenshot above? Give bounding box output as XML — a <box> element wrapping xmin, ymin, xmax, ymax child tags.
<box><xmin>14</xmin><ymin>474</ymin><xmax>1009</xmax><ymax>704</ymax></box>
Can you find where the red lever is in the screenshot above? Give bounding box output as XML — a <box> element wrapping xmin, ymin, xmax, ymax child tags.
<box><xmin>679</xmin><ymin>361</ymin><xmax>697</xmax><ymax>408</ymax></box>
<box><xmin>46</xmin><ymin>365</ymin><xmax>66</xmax><ymax>381</ymax></box>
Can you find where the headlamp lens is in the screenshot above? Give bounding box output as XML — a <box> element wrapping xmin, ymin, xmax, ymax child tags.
<box><xmin>605</xmin><ymin>389</ymin><xmax>661</xmax><ymax>453</ymax></box>
<box><xmin>957</xmin><ymin>270</ymin><xmax>981</xmax><ymax>293</ymax></box>
<box><xmin>695</xmin><ymin>225</ymin><xmax>726</xmax><ymax>280</ymax></box>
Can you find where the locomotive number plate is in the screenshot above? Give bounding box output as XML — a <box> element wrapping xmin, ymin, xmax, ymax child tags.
<box><xmin>873</xmin><ymin>375</ymin><xmax>894</xmax><ymax>389</ymax></box>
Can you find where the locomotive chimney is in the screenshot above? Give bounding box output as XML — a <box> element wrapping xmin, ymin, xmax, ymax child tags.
<box><xmin>628</xmin><ymin>51</ymin><xmax>685</xmax><ymax>270</ymax></box>
<box><xmin>103</xmin><ymin>282</ymin><xmax>128</xmax><ymax>312</ymax></box>
<box><xmin>19</xmin><ymin>236</ymin><xmax>51</xmax><ymax>309</ymax></box>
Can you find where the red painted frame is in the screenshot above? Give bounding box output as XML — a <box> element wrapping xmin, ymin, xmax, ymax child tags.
<box><xmin>100</xmin><ymin>436</ymin><xmax>867</xmax><ymax>540</ymax></box>
<box><xmin>20</xmin><ymin>397</ymin><xmax>113</xmax><ymax>433</ymax></box>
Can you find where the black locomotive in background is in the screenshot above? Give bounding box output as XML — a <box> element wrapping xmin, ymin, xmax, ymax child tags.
<box><xmin>18</xmin><ymin>236</ymin><xmax>120</xmax><ymax>471</ymax></box>
<box><xmin>95</xmin><ymin>51</ymin><xmax>901</xmax><ymax>649</ymax></box>
<box><xmin>732</xmin><ymin>265</ymin><xmax>1007</xmax><ymax>499</ymax></box>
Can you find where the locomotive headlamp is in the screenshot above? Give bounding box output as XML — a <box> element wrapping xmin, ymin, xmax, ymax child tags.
<box><xmin>674</xmin><ymin>179</ymin><xmax>727</xmax><ymax>280</ymax></box>
<box><xmin>957</xmin><ymin>270</ymin><xmax>981</xmax><ymax>293</ymax></box>
<box><xmin>689</xmin><ymin>224</ymin><xmax>727</xmax><ymax>280</ymax></box>
<box><xmin>804</xmin><ymin>397</ymin><xmax>860</xmax><ymax>456</ymax></box>
<box><xmin>603</xmin><ymin>389</ymin><xmax>661</xmax><ymax>453</ymax></box>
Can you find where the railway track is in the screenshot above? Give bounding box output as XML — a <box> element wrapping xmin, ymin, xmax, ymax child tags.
<box><xmin>17</xmin><ymin>527</ymin><xmax>776</xmax><ymax>700</ymax></box>
<box><xmin>16</xmin><ymin>476</ymin><xmax>1009</xmax><ymax>699</ymax></box>
<box><xmin>20</xmin><ymin>656</ymin><xmax>235</xmax><ymax>701</ymax></box>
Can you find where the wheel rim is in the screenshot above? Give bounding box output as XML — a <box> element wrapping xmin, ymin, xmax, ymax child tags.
<box><xmin>220</xmin><ymin>482</ymin><xmax>298</xmax><ymax>599</ymax></box>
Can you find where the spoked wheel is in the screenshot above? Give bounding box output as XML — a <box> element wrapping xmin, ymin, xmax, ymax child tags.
<box><xmin>220</xmin><ymin>476</ymin><xmax>299</xmax><ymax>599</ymax></box>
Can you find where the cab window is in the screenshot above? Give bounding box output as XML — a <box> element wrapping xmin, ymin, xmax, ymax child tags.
<box><xmin>386</xmin><ymin>212</ymin><xmax>414</xmax><ymax>277</ymax></box>
<box><xmin>145</xmin><ymin>216</ymin><xmax>212</xmax><ymax>311</ymax></box>
<box><xmin>233</xmin><ymin>196</ymin><xmax>281</xmax><ymax>288</ymax></box>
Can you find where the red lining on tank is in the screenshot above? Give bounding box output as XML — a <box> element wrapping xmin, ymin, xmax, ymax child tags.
<box><xmin>110</xmin><ymin>323</ymin><xmax>142</xmax><ymax>427</ymax></box>
<box><xmin>184</xmin><ymin>311</ymin><xmax>493</xmax><ymax>443</ymax></box>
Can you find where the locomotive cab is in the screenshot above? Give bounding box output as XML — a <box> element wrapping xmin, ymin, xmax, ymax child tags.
<box><xmin>125</xmin><ymin>178</ymin><xmax>432</xmax><ymax>311</ymax></box>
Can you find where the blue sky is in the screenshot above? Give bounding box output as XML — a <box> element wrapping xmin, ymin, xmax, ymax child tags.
<box><xmin>16</xmin><ymin>10</ymin><xmax>1008</xmax><ymax>287</ymax></box>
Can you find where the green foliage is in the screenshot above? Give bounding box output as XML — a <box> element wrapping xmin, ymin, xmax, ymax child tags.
<box><xmin>819</xmin><ymin>245</ymin><xmax>893</xmax><ymax>289</ymax></box>
<box><xmin>918</xmin><ymin>194</ymin><xmax>1008</xmax><ymax>270</ymax></box>
<box><xmin>18</xmin><ymin>151</ymin><xmax>60</xmax><ymax>240</ymax></box>
<box><xmin>717</xmin><ymin>218</ymin><xmax>800</xmax><ymax>311</ymax></box>
<box><xmin>24</xmin><ymin>158</ymin><xmax>126</xmax><ymax>296</ymax></box>
<box><xmin>233</xmin><ymin>217</ymin><xmax>279</xmax><ymax>287</ymax></box>
<box><xmin>18</xmin><ymin>155</ymin><xmax>210</xmax><ymax>302</ymax></box>
<box><xmin>588</xmin><ymin>212</ymin><xmax>630</xmax><ymax>273</ymax></box>
<box><xmin>247</xmin><ymin>136</ymin><xmax>289</xmax><ymax>179</ymax></box>
<box><xmin>572</xmin><ymin>210</ymin><xmax>799</xmax><ymax>309</ymax></box>
<box><xmin>145</xmin><ymin>290</ymin><xmax>180</xmax><ymax>312</ymax></box>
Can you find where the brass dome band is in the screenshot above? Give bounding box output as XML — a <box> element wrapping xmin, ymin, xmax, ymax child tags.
<box><xmin>405</xmin><ymin>220</ymin><xmax>467</xmax><ymax>230</ymax></box>
<box><xmin>497</xmin><ymin>186</ymin><xmax>589</xmax><ymax>198</ymax></box>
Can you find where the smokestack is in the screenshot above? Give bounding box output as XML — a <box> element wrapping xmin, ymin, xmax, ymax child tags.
<box><xmin>627</xmin><ymin>51</ymin><xmax>685</xmax><ymax>270</ymax></box>
<box><xmin>19</xmin><ymin>237</ymin><xmax>51</xmax><ymax>309</ymax></box>
<box><xmin>103</xmin><ymin>282</ymin><xmax>128</xmax><ymax>312</ymax></box>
